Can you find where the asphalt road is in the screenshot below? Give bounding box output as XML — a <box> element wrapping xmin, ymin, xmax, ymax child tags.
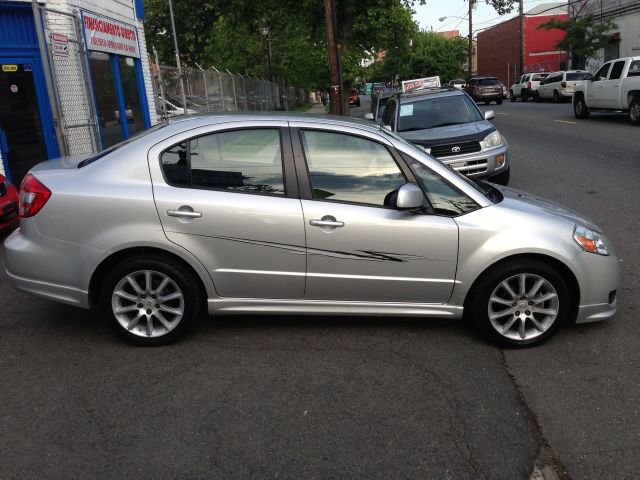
<box><xmin>0</xmin><ymin>95</ymin><xmax>637</xmax><ymax>479</ymax></box>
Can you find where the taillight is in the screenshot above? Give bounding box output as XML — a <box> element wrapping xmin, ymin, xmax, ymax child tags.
<box><xmin>527</xmin><ymin>81</ymin><xmax>532</xmax><ymax>88</ymax></box>
<box><xmin>561</xmin><ymin>81</ymin><xmax>567</xmax><ymax>88</ymax></box>
<box><xmin>19</xmin><ymin>174</ymin><xmax>51</xmax><ymax>218</ymax></box>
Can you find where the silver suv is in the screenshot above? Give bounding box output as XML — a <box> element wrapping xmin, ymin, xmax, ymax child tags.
<box><xmin>380</xmin><ymin>87</ymin><xmax>510</xmax><ymax>185</ymax></box>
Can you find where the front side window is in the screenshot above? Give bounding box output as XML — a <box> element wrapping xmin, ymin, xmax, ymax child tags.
<box><xmin>403</xmin><ymin>154</ymin><xmax>479</xmax><ymax>216</ymax></box>
<box><xmin>160</xmin><ymin>128</ymin><xmax>285</xmax><ymax>195</ymax></box>
<box><xmin>593</xmin><ymin>64</ymin><xmax>611</xmax><ymax>81</ymax></box>
<box><xmin>382</xmin><ymin>100</ymin><xmax>396</xmax><ymax>127</ymax></box>
<box><xmin>300</xmin><ymin>130</ymin><xmax>406</xmax><ymax>206</ymax></box>
<box><xmin>396</xmin><ymin>94</ymin><xmax>483</xmax><ymax>132</ymax></box>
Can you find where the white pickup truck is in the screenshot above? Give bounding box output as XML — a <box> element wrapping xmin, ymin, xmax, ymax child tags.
<box><xmin>573</xmin><ymin>56</ymin><xmax>640</xmax><ymax>125</ymax></box>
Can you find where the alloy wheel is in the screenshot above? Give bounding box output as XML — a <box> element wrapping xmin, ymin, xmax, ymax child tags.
<box><xmin>111</xmin><ymin>270</ymin><xmax>185</xmax><ymax>338</ymax></box>
<box><xmin>487</xmin><ymin>273</ymin><xmax>559</xmax><ymax>342</ymax></box>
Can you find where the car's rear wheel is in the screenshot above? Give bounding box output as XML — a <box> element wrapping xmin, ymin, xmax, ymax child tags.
<box><xmin>468</xmin><ymin>259</ymin><xmax>570</xmax><ymax>348</ymax></box>
<box><xmin>628</xmin><ymin>97</ymin><xmax>640</xmax><ymax>125</ymax></box>
<box><xmin>496</xmin><ymin>98</ymin><xmax>503</xmax><ymax>105</ymax></box>
<box><xmin>509</xmin><ymin>91</ymin><xmax>515</xmax><ymax>102</ymax></box>
<box><xmin>100</xmin><ymin>256</ymin><xmax>201</xmax><ymax>345</ymax></box>
<box><xmin>553</xmin><ymin>90</ymin><xmax>560</xmax><ymax>103</ymax></box>
<box><xmin>522</xmin><ymin>90</ymin><xmax>528</xmax><ymax>102</ymax></box>
<box><xmin>534</xmin><ymin>91</ymin><xmax>541</xmax><ymax>103</ymax></box>
<box><xmin>574</xmin><ymin>94</ymin><xmax>590</xmax><ymax>119</ymax></box>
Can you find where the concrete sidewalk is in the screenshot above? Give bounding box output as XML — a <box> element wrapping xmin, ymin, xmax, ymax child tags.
<box><xmin>307</xmin><ymin>103</ymin><xmax>327</xmax><ymax>114</ymax></box>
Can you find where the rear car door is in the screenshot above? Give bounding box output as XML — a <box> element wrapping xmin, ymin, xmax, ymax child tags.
<box><xmin>148</xmin><ymin>120</ymin><xmax>306</xmax><ymax>299</ymax></box>
<box><xmin>290</xmin><ymin>122</ymin><xmax>459</xmax><ymax>303</ymax></box>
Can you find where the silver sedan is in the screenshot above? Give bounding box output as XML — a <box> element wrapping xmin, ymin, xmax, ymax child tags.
<box><xmin>4</xmin><ymin>114</ymin><xmax>621</xmax><ymax>347</ymax></box>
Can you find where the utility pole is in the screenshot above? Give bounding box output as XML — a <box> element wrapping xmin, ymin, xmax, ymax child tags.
<box><xmin>324</xmin><ymin>0</ymin><xmax>343</xmax><ymax>115</ymax></box>
<box><xmin>468</xmin><ymin>0</ymin><xmax>473</xmax><ymax>79</ymax></box>
<box><xmin>168</xmin><ymin>0</ymin><xmax>187</xmax><ymax>114</ymax></box>
<box><xmin>519</xmin><ymin>0</ymin><xmax>525</xmax><ymax>77</ymax></box>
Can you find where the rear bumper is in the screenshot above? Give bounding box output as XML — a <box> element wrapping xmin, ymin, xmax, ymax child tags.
<box><xmin>5</xmin><ymin>269</ymin><xmax>90</xmax><ymax>308</ymax></box>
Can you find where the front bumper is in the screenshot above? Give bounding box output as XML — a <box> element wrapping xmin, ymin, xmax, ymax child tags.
<box><xmin>427</xmin><ymin>143</ymin><xmax>509</xmax><ymax>178</ymax></box>
<box><xmin>572</xmin><ymin>249</ymin><xmax>622</xmax><ymax>324</ymax></box>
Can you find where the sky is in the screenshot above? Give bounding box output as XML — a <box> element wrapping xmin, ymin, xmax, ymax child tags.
<box><xmin>413</xmin><ymin>0</ymin><xmax>560</xmax><ymax>37</ymax></box>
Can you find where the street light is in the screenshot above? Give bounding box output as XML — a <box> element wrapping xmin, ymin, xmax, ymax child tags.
<box><xmin>259</xmin><ymin>25</ymin><xmax>273</xmax><ymax>81</ymax></box>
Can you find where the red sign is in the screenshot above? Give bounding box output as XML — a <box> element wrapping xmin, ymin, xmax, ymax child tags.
<box><xmin>51</xmin><ymin>32</ymin><xmax>69</xmax><ymax>57</ymax></box>
<box><xmin>82</xmin><ymin>12</ymin><xmax>140</xmax><ymax>58</ymax></box>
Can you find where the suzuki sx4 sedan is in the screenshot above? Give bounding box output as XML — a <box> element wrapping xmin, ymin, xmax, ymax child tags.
<box><xmin>4</xmin><ymin>114</ymin><xmax>621</xmax><ymax>347</ymax></box>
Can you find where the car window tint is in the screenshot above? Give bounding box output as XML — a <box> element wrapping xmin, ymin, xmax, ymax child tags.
<box><xmin>161</xmin><ymin>129</ymin><xmax>285</xmax><ymax>195</ymax></box>
<box><xmin>402</xmin><ymin>154</ymin><xmax>478</xmax><ymax>216</ymax></box>
<box><xmin>609</xmin><ymin>61</ymin><xmax>625</xmax><ymax>80</ymax></box>
<box><xmin>566</xmin><ymin>72</ymin><xmax>589</xmax><ymax>81</ymax></box>
<box><xmin>478</xmin><ymin>78</ymin><xmax>499</xmax><ymax>86</ymax></box>
<box><xmin>629</xmin><ymin>60</ymin><xmax>640</xmax><ymax>77</ymax></box>
<box><xmin>300</xmin><ymin>130</ymin><xmax>406</xmax><ymax>206</ymax></box>
<box><xmin>532</xmin><ymin>74</ymin><xmax>546</xmax><ymax>81</ymax></box>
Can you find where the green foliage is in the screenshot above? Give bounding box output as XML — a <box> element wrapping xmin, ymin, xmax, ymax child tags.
<box><xmin>537</xmin><ymin>15</ymin><xmax>618</xmax><ymax>63</ymax></box>
<box><xmin>143</xmin><ymin>0</ymin><xmax>419</xmax><ymax>89</ymax></box>
<box><xmin>367</xmin><ymin>30</ymin><xmax>468</xmax><ymax>83</ymax></box>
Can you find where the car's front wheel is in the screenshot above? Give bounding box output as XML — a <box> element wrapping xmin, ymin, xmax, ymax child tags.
<box><xmin>100</xmin><ymin>256</ymin><xmax>202</xmax><ymax>345</ymax></box>
<box><xmin>574</xmin><ymin>94</ymin><xmax>590</xmax><ymax>119</ymax></box>
<box><xmin>628</xmin><ymin>97</ymin><xmax>640</xmax><ymax>125</ymax></box>
<box><xmin>468</xmin><ymin>259</ymin><xmax>570</xmax><ymax>348</ymax></box>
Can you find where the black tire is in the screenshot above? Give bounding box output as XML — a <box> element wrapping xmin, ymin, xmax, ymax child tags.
<box><xmin>534</xmin><ymin>91</ymin><xmax>541</xmax><ymax>103</ymax></box>
<box><xmin>509</xmin><ymin>91</ymin><xmax>515</xmax><ymax>102</ymax></box>
<box><xmin>573</xmin><ymin>94</ymin><xmax>590</xmax><ymax>119</ymax></box>
<box><xmin>496</xmin><ymin>98</ymin><xmax>503</xmax><ymax>105</ymax></box>
<box><xmin>467</xmin><ymin>259</ymin><xmax>570</xmax><ymax>348</ymax></box>
<box><xmin>628</xmin><ymin>97</ymin><xmax>640</xmax><ymax>125</ymax></box>
<box><xmin>553</xmin><ymin>90</ymin><xmax>560</xmax><ymax>103</ymax></box>
<box><xmin>99</xmin><ymin>255</ymin><xmax>202</xmax><ymax>346</ymax></box>
<box><xmin>522</xmin><ymin>90</ymin><xmax>528</xmax><ymax>102</ymax></box>
<box><xmin>488</xmin><ymin>168</ymin><xmax>509</xmax><ymax>186</ymax></box>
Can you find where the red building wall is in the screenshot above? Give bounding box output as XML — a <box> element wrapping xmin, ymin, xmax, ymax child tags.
<box><xmin>477</xmin><ymin>14</ymin><xmax>567</xmax><ymax>87</ymax></box>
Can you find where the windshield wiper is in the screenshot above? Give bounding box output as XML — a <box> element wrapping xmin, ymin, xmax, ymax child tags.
<box><xmin>399</xmin><ymin>122</ymin><xmax>460</xmax><ymax>132</ymax></box>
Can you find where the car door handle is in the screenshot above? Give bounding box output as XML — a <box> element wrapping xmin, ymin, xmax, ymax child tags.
<box><xmin>167</xmin><ymin>209</ymin><xmax>202</xmax><ymax>218</ymax></box>
<box><xmin>309</xmin><ymin>219</ymin><xmax>344</xmax><ymax>228</ymax></box>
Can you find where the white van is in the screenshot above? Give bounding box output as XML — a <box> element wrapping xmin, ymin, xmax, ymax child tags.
<box><xmin>535</xmin><ymin>70</ymin><xmax>589</xmax><ymax>102</ymax></box>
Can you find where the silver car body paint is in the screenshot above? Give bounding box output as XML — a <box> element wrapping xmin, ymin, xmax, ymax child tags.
<box><xmin>4</xmin><ymin>113</ymin><xmax>620</xmax><ymax>325</ymax></box>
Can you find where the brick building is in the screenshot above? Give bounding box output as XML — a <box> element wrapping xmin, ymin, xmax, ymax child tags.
<box><xmin>476</xmin><ymin>2</ymin><xmax>567</xmax><ymax>87</ymax></box>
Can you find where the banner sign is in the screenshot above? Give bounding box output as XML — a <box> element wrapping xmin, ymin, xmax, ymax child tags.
<box><xmin>401</xmin><ymin>76</ymin><xmax>441</xmax><ymax>92</ymax></box>
<box><xmin>82</xmin><ymin>12</ymin><xmax>140</xmax><ymax>58</ymax></box>
<box><xmin>51</xmin><ymin>33</ymin><xmax>69</xmax><ymax>57</ymax></box>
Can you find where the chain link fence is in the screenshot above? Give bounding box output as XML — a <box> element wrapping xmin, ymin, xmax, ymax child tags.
<box><xmin>154</xmin><ymin>65</ymin><xmax>308</xmax><ymax>118</ymax></box>
<box><xmin>40</xmin><ymin>7</ymin><xmax>100</xmax><ymax>155</ymax></box>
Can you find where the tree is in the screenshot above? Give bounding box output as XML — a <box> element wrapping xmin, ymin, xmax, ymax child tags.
<box><xmin>538</xmin><ymin>15</ymin><xmax>617</xmax><ymax>69</ymax></box>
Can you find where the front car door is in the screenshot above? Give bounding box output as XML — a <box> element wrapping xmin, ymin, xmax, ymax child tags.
<box><xmin>601</xmin><ymin>60</ymin><xmax>626</xmax><ymax>108</ymax></box>
<box><xmin>148</xmin><ymin>120</ymin><xmax>306</xmax><ymax>299</ymax></box>
<box><xmin>289</xmin><ymin>122</ymin><xmax>459</xmax><ymax>303</ymax></box>
<box><xmin>588</xmin><ymin>63</ymin><xmax>612</xmax><ymax>108</ymax></box>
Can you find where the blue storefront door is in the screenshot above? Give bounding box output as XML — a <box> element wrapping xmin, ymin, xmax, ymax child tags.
<box><xmin>0</xmin><ymin>55</ymin><xmax>58</xmax><ymax>184</ymax></box>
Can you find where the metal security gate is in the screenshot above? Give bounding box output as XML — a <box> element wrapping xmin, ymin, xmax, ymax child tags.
<box><xmin>38</xmin><ymin>6</ymin><xmax>100</xmax><ymax>155</ymax></box>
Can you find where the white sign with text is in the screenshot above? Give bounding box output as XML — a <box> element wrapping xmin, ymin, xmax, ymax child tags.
<box><xmin>83</xmin><ymin>12</ymin><xmax>140</xmax><ymax>58</ymax></box>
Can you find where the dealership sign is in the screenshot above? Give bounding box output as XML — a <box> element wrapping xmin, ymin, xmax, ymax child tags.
<box><xmin>82</xmin><ymin>12</ymin><xmax>140</xmax><ymax>58</ymax></box>
<box><xmin>401</xmin><ymin>76</ymin><xmax>441</xmax><ymax>92</ymax></box>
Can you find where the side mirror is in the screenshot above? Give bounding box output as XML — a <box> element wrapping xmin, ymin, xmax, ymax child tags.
<box><xmin>584</xmin><ymin>73</ymin><xmax>593</xmax><ymax>81</ymax></box>
<box><xmin>396</xmin><ymin>183</ymin><xmax>424</xmax><ymax>210</ymax></box>
<box><xmin>484</xmin><ymin>110</ymin><xmax>495</xmax><ymax>120</ymax></box>
<box><xmin>364</xmin><ymin>112</ymin><xmax>374</xmax><ymax>120</ymax></box>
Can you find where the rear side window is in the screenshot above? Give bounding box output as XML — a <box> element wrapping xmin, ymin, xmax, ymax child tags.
<box><xmin>532</xmin><ymin>74</ymin><xmax>547</xmax><ymax>81</ymax></box>
<box><xmin>160</xmin><ymin>128</ymin><xmax>285</xmax><ymax>195</ymax></box>
<box><xmin>566</xmin><ymin>72</ymin><xmax>589</xmax><ymax>81</ymax></box>
<box><xmin>629</xmin><ymin>60</ymin><xmax>640</xmax><ymax>77</ymax></box>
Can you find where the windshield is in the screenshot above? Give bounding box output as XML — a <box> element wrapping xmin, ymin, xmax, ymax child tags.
<box><xmin>396</xmin><ymin>94</ymin><xmax>484</xmax><ymax>132</ymax></box>
<box><xmin>566</xmin><ymin>72</ymin><xmax>589</xmax><ymax>81</ymax></box>
<box><xmin>478</xmin><ymin>78</ymin><xmax>499</xmax><ymax>86</ymax></box>
<box><xmin>78</xmin><ymin>123</ymin><xmax>167</xmax><ymax>168</ymax></box>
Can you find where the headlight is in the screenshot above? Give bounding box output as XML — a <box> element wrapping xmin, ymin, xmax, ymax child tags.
<box><xmin>573</xmin><ymin>225</ymin><xmax>609</xmax><ymax>255</ymax></box>
<box><xmin>483</xmin><ymin>131</ymin><xmax>503</xmax><ymax>149</ymax></box>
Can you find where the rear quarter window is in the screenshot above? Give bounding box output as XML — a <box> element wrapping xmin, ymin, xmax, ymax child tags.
<box><xmin>628</xmin><ymin>60</ymin><xmax>640</xmax><ymax>77</ymax></box>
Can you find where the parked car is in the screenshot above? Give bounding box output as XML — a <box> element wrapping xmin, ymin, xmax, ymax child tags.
<box><xmin>535</xmin><ymin>70</ymin><xmax>589</xmax><ymax>102</ymax></box>
<box><xmin>4</xmin><ymin>114</ymin><xmax>621</xmax><ymax>348</ymax></box>
<box><xmin>448</xmin><ymin>78</ymin><xmax>466</xmax><ymax>89</ymax></box>
<box><xmin>0</xmin><ymin>173</ymin><xmax>19</xmax><ymax>231</ymax></box>
<box><xmin>465</xmin><ymin>77</ymin><xmax>503</xmax><ymax>105</ymax></box>
<box><xmin>349</xmin><ymin>89</ymin><xmax>361</xmax><ymax>107</ymax></box>
<box><xmin>367</xmin><ymin>86</ymin><xmax>510</xmax><ymax>185</ymax></box>
<box><xmin>573</xmin><ymin>56</ymin><xmax>640</xmax><ymax>125</ymax></box>
<box><xmin>509</xmin><ymin>72</ymin><xmax>548</xmax><ymax>102</ymax></box>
